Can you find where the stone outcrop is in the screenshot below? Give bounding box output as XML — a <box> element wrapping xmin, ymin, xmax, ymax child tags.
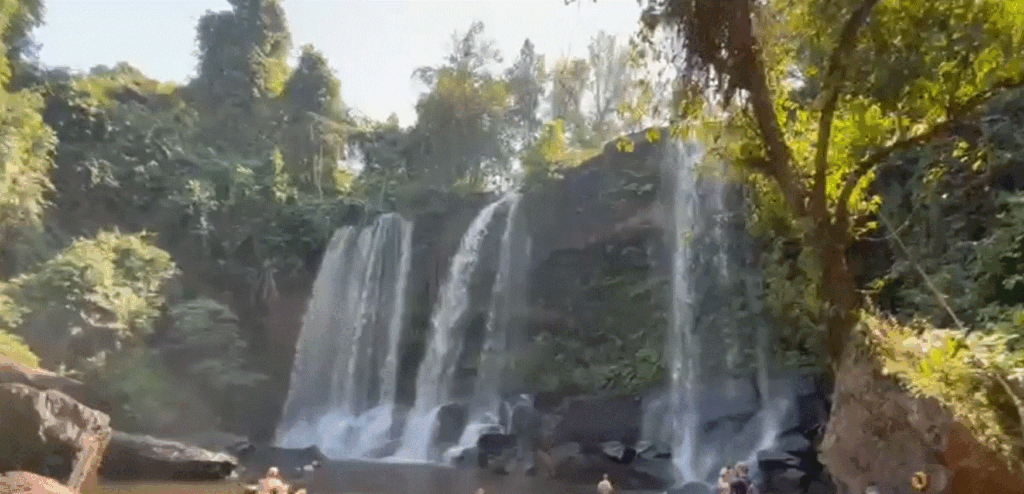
<box><xmin>98</xmin><ymin>431</ymin><xmax>238</xmax><ymax>481</ymax></box>
<box><xmin>0</xmin><ymin>383</ymin><xmax>111</xmax><ymax>492</ymax></box>
<box><xmin>821</xmin><ymin>345</ymin><xmax>1024</xmax><ymax>494</ymax></box>
<box><xmin>0</xmin><ymin>356</ymin><xmax>106</xmax><ymax>412</ymax></box>
<box><xmin>0</xmin><ymin>471</ymin><xmax>80</xmax><ymax>494</ymax></box>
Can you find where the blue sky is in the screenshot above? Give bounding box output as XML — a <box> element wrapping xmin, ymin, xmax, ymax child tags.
<box><xmin>35</xmin><ymin>0</ymin><xmax>643</xmax><ymax>126</ymax></box>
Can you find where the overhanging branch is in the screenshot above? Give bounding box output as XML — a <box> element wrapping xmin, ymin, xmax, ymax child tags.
<box><xmin>812</xmin><ymin>0</ymin><xmax>880</xmax><ymax>221</ymax></box>
<box><xmin>733</xmin><ymin>0</ymin><xmax>806</xmax><ymax>217</ymax></box>
<box><xmin>835</xmin><ymin>75</ymin><xmax>1024</xmax><ymax>222</ymax></box>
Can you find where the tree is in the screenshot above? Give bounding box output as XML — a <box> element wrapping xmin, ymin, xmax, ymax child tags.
<box><xmin>586</xmin><ymin>31</ymin><xmax>632</xmax><ymax>141</ymax></box>
<box><xmin>549</xmin><ymin>57</ymin><xmax>589</xmax><ymax>141</ymax></box>
<box><xmin>0</xmin><ymin>0</ymin><xmax>42</xmax><ymax>64</ymax></box>
<box><xmin>280</xmin><ymin>44</ymin><xmax>348</xmax><ymax>196</ymax></box>
<box><xmin>0</xmin><ymin>0</ymin><xmax>54</xmax><ymax>274</ymax></box>
<box><xmin>407</xmin><ymin>22</ymin><xmax>511</xmax><ymax>187</ymax></box>
<box><xmin>193</xmin><ymin>0</ymin><xmax>291</xmax><ymax>105</ymax></box>
<box><xmin>505</xmin><ymin>39</ymin><xmax>546</xmax><ymax>148</ymax></box>
<box><xmin>638</xmin><ymin>0</ymin><xmax>1024</xmax><ymax>364</ymax></box>
<box><xmin>6</xmin><ymin>231</ymin><xmax>177</xmax><ymax>371</ymax></box>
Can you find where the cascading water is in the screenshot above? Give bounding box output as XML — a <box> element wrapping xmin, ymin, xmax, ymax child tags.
<box><xmin>450</xmin><ymin>193</ymin><xmax>530</xmax><ymax>456</ymax></box>
<box><xmin>275</xmin><ymin>213</ymin><xmax>414</xmax><ymax>459</ymax></box>
<box><xmin>662</xmin><ymin>141</ymin><xmax>790</xmax><ymax>486</ymax></box>
<box><xmin>392</xmin><ymin>194</ymin><xmax>520</xmax><ymax>462</ymax></box>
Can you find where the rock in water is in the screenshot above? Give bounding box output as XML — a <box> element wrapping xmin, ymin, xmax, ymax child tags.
<box><xmin>99</xmin><ymin>431</ymin><xmax>238</xmax><ymax>481</ymax></box>
<box><xmin>0</xmin><ymin>383</ymin><xmax>112</xmax><ymax>491</ymax></box>
<box><xmin>0</xmin><ymin>471</ymin><xmax>79</xmax><ymax>494</ymax></box>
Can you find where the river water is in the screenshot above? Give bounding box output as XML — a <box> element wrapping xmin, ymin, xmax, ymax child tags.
<box><xmin>84</xmin><ymin>461</ymin><xmax>660</xmax><ymax>494</ymax></box>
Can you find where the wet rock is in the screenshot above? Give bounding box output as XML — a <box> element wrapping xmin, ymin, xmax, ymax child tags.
<box><xmin>599</xmin><ymin>440</ymin><xmax>637</xmax><ymax>463</ymax></box>
<box><xmin>477</xmin><ymin>433</ymin><xmax>516</xmax><ymax>469</ymax></box>
<box><xmin>0</xmin><ymin>471</ymin><xmax>79</xmax><ymax>494</ymax></box>
<box><xmin>630</xmin><ymin>456</ymin><xmax>674</xmax><ymax>487</ymax></box>
<box><xmin>667</xmin><ymin>481</ymin><xmax>713</xmax><ymax>494</ymax></box>
<box><xmin>231</xmin><ymin>443</ymin><xmax>325</xmax><ymax>474</ymax></box>
<box><xmin>0</xmin><ymin>383</ymin><xmax>112</xmax><ymax>491</ymax></box>
<box><xmin>805</xmin><ymin>479</ymin><xmax>836</xmax><ymax>494</ymax></box>
<box><xmin>99</xmin><ymin>431</ymin><xmax>238</xmax><ymax>481</ymax></box>
<box><xmin>449</xmin><ymin>445</ymin><xmax>479</xmax><ymax>468</ymax></box>
<box><xmin>773</xmin><ymin>432</ymin><xmax>812</xmax><ymax>453</ymax></box>
<box><xmin>364</xmin><ymin>438</ymin><xmax>400</xmax><ymax>459</ymax></box>
<box><xmin>766</xmin><ymin>468</ymin><xmax>805</xmax><ymax>494</ymax></box>
<box><xmin>436</xmin><ymin>403</ymin><xmax>467</xmax><ymax>444</ymax></box>
<box><xmin>757</xmin><ymin>450</ymin><xmax>800</xmax><ymax>470</ymax></box>
<box><xmin>552</xmin><ymin>395</ymin><xmax>642</xmax><ymax>447</ymax></box>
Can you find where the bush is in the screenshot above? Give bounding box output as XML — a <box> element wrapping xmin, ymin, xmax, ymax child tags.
<box><xmin>865</xmin><ymin>313</ymin><xmax>1024</xmax><ymax>471</ymax></box>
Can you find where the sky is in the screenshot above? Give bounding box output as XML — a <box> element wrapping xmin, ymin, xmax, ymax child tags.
<box><xmin>35</xmin><ymin>0</ymin><xmax>644</xmax><ymax>126</ymax></box>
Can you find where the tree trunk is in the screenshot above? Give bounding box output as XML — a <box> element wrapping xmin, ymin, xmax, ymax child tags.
<box><xmin>816</xmin><ymin>222</ymin><xmax>862</xmax><ymax>366</ymax></box>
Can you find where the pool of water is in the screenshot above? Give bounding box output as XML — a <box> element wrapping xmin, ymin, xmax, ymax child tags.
<box><xmin>82</xmin><ymin>460</ymin><xmax>665</xmax><ymax>494</ymax></box>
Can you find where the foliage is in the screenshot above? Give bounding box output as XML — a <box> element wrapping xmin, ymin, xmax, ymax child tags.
<box><xmin>165</xmin><ymin>298</ymin><xmax>266</xmax><ymax>391</ymax></box>
<box><xmin>93</xmin><ymin>346</ymin><xmax>214</xmax><ymax>433</ymax></box>
<box><xmin>521</xmin><ymin>248</ymin><xmax>669</xmax><ymax>395</ymax></box>
<box><xmin>193</xmin><ymin>0</ymin><xmax>291</xmax><ymax>102</ymax></box>
<box><xmin>0</xmin><ymin>87</ymin><xmax>54</xmax><ymax>252</ymax></box>
<box><xmin>505</xmin><ymin>39</ymin><xmax>546</xmax><ymax>148</ymax></box>
<box><xmin>521</xmin><ymin>119</ymin><xmax>600</xmax><ymax>186</ymax></box>
<box><xmin>10</xmin><ymin>230</ymin><xmax>176</xmax><ymax>352</ymax></box>
<box><xmin>865</xmin><ymin>313</ymin><xmax>1024</xmax><ymax>471</ymax></box>
<box><xmin>408</xmin><ymin>22</ymin><xmax>512</xmax><ymax>187</ymax></box>
<box><xmin>635</xmin><ymin>0</ymin><xmax>1024</xmax><ymax>361</ymax></box>
<box><xmin>0</xmin><ymin>0</ymin><xmax>42</xmax><ymax>67</ymax></box>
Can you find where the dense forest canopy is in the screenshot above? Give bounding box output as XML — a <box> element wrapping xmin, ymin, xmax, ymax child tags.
<box><xmin>2</xmin><ymin>0</ymin><xmax>1024</xmax><ymax>471</ymax></box>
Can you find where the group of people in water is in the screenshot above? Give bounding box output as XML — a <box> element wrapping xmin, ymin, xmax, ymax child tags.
<box><xmin>250</xmin><ymin>463</ymin><xmax>759</xmax><ymax>494</ymax></box>
<box><xmin>717</xmin><ymin>462</ymin><xmax>757</xmax><ymax>494</ymax></box>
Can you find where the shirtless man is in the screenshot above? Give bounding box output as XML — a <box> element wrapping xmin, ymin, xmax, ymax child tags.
<box><xmin>597</xmin><ymin>473</ymin><xmax>614</xmax><ymax>494</ymax></box>
<box><xmin>258</xmin><ymin>467</ymin><xmax>290</xmax><ymax>494</ymax></box>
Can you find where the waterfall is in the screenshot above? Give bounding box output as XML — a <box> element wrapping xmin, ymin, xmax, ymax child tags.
<box><xmin>392</xmin><ymin>194</ymin><xmax>519</xmax><ymax>462</ymax></box>
<box><xmin>664</xmin><ymin>141</ymin><xmax>788</xmax><ymax>486</ymax></box>
<box><xmin>275</xmin><ymin>213</ymin><xmax>414</xmax><ymax>459</ymax></box>
<box><xmin>667</xmin><ymin>142</ymin><xmax>703</xmax><ymax>482</ymax></box>
<box><xmin>452</xmin><ymin>193</ymin><xmax>529</xmax><ymax>453</ymax></box>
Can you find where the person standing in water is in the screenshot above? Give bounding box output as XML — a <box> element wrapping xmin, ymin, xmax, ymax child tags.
<box><xmin>717</xmin><ymin>466</ymin><xmax>736</xmax><ymax>494</ymax></box>
<box><xmin>597</xmin><ymin>473</ymin><xmax>614</xmax><ymax>494</ymax></box>
<box><xmin>731</xmin><ymin>462</ymin><xmax>757</xmax><ymax>494</ymax></box>
<box><xmin>258</xmin><ymin>467</ymin><xmax>289</xmax><ymax>494</ymax></box>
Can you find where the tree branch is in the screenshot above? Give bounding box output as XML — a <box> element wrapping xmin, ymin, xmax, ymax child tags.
<box><xmin>734</xmin><ymin>0</ymin><xmax>806</xmax><ymax>217</ymax></box>
<box><xmin>812</xmin><ymin>0</ymin><xmax>880</xmax><ymax>222</ymax></box>
<box><xmin>835</xmin><ymin>75</ymin><xmax>1024</xmax><ymax>223</ymax></box>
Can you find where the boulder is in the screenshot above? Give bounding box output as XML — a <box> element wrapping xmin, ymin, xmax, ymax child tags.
<box><xmin>0</xmin><ymin>356</ymin><xmax>107</xmax><ymax>412</ymax></box>
<box><xmin>0</xmin><ymin>471</ymin><xmax>79</xmax><ymax>494</ymax></box>
<box><xmin>821</xmin><ymin>346</ymin><xmax>1024</xmax><ymax>494</ymax></box>
<box><xmin>477</xmin><ymin>433</ymin><xmax>516</xmax><ymax>469</ymax></box>
<box><xmin>0</xmin><ymin>383</ymin><xmax>111</xmax><ymax>491</ymax></box>
<box><xmin>231</xmin><ymin>444</ymin><xmax>325</xmax><ymax>479</ymax></box>
<box><xmin>99</xmin><ymin>431</ymin><xmax>238</xmax><ymax>481</ymax></box>
<box><xmin>599</xmin><ymin>440</ymin><xmax>637</xmax><ymax>464</ymax></box>
<box><xmin>552</xmin><ymin>395</ymin><xmax>642</xmax><ymax>448</ymax></box>
<box><xmin>435</xmin><ymin>403</ymin><xmax>467</xmax><ymax>445</ymax></box>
